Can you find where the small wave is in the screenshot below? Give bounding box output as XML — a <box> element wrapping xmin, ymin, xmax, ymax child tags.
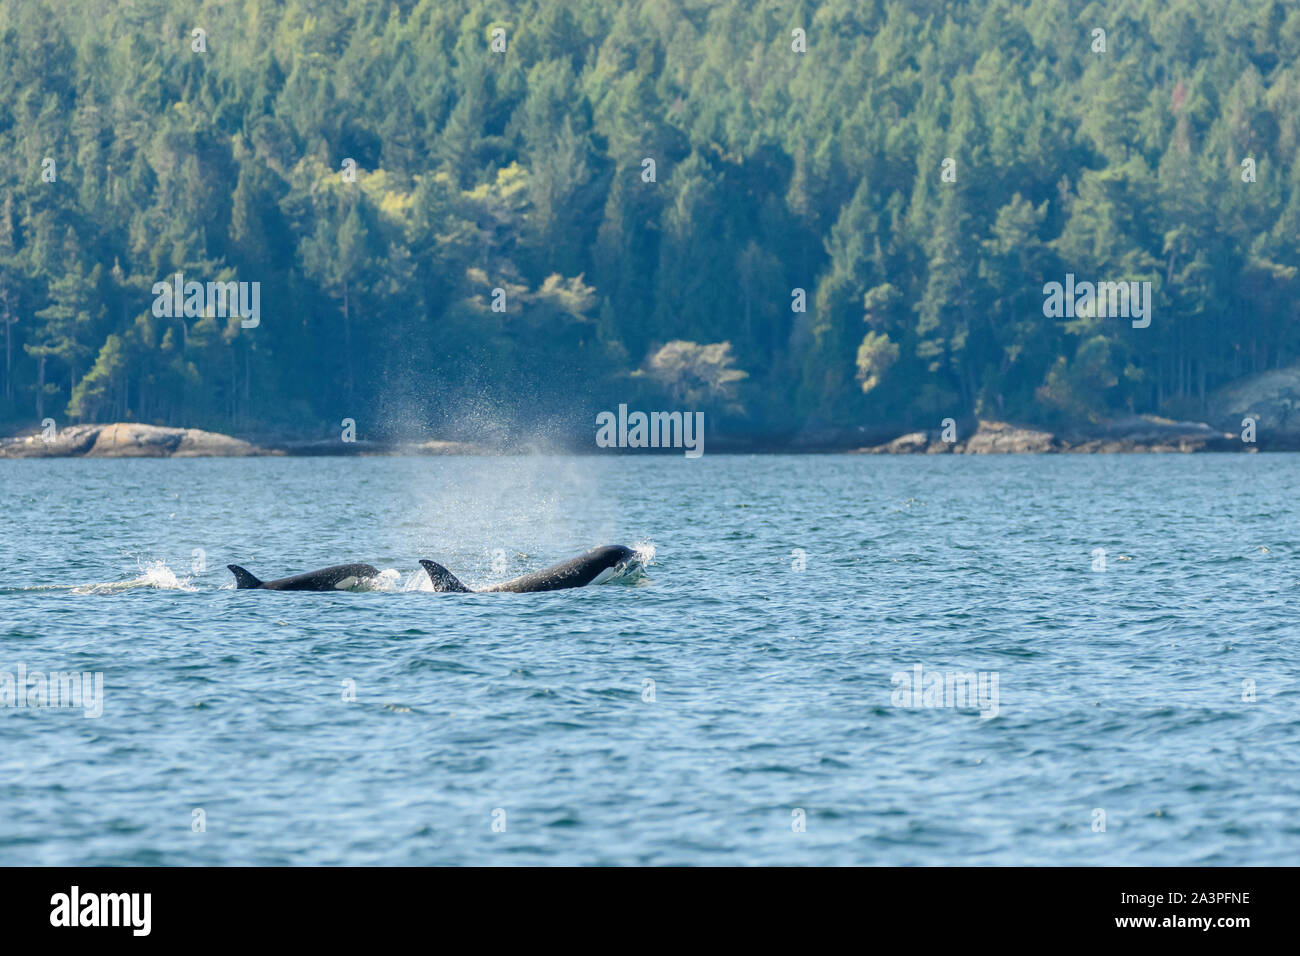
<box><xmin>72</xmin><ymin>559</ymin><xmax>198</xmax><ymax>595</ymax></box>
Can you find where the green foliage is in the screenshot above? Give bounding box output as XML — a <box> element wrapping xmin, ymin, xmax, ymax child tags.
<box><xmin>856</xmin><ymin>331</ymin><xmax>899</xmax><ymax>395</ymax></box>
<box><xmin>641</xmin><ymin>340</ymin><xmax>748</xmax><ymax>412</ymax></box>
<box><xmin>0</xmin><ymin>0</ymin><xmax>1297</xmax><ymax>437</ymax></box>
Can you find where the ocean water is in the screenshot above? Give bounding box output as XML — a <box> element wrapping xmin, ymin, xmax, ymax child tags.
<box><xmin>0</xmin><ymin>453</ymin><xmax>1296</xmax><ymax>865</ymax></box>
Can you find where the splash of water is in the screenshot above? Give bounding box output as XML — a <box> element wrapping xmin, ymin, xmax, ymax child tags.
<box><xmin>73</xmin><ymin>559</ymin><xmax>197</xmax><ymax>595</ymax></box>
<box><xmin>632</xmin><ymin>541</ymin><xmax>657</xmax><ymax>567</ymax></box>
<box><xmin>604</xmin><ymin>540</ymin><xmax>655</xmax><ymax>585</ymax></box>
<box><xmin>356</xmin><ymin>568</ymin><xmax>406</xmax><ymax>592</ymax></box>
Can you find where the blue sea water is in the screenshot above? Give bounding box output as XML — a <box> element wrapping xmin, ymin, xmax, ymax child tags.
<box><xmin>0</xmin><ymin>453</ymin><xmax>1297</xmax><ymax>865</ymax></box>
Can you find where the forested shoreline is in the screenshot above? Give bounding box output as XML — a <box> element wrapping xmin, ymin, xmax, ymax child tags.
<box><xmin>0</xmin><ymin>0</ymin><xmax>1297</xmax><ymax>444</ymax></box>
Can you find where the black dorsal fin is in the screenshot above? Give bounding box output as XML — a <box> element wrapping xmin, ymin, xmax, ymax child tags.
<box><xmin>419</xmin><ymin>560</ymin><xmax>473</xmax><ymax>593</ymax></box>
<box><xmin>227</xmin><ymin>564</ymin><xmax>263</xmax><ymax>589</ymax></box>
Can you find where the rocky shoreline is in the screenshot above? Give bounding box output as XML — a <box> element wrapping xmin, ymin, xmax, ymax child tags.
<box><xmin>0</xmin><ymin>415</ymin><xmax>1271</xmax><ymax>458</ymax></box>
<box><xmin>853</xmin><ymin>418</ymin><xmax>1243</xmax><ymax>454</ymax></box>
<box><xmin>0</xmin><ymin>423</ymin><xmax>488</xmax><ymax>459</ymax></box>
<box><xmin>0</xmin><ymin>423</ymin><xmax>263</xmax><ymax>458</ymax></box>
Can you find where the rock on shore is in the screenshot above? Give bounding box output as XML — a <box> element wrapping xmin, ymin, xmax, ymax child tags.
<box><xmin>0</xmin><ymin>423</ymin><xmax>265</xmax><ymax>458</ymax></box>
<box><xmin>1208</xmin><ymin>363</ymin><xmax>1300</xmax><ymax>444</ymax></box>
<box><xmin>855</xmin><ymin>417</ymin><xmax>1235</xmax><ymax>454</ymax></box>
<box><xmin>0</xmin><ymin>423</ymin><xmax>493</xmax><ymax>458</ymax></box>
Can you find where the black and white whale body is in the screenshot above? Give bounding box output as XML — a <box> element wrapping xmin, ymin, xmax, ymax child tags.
<box><xmin>420</xmin><ymin>545</ymin><xmax>642</xmax><ymax>593</ymax></box>
<box><xmin>228</xmin><ymin>563</ymin><xmax>381</xmax><ymax>591</ymax></box>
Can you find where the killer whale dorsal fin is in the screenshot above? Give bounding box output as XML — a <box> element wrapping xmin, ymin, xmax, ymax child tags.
<box><xmin>419</xmin><ymin>560</ymin><xmax>473</xmax><ymax>593</ymax></box>
<box><xmin>228</xmin><ymin>564</ymin><xmax>263</xmax><ymax>589</ymax></box>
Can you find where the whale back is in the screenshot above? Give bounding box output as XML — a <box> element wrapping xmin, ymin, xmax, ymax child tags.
<box><xmin>486</xmin><ymin>545</ymin><xmax>637</xmax><ymax>593</ymax></box>
<box><xmin>230</xmin><ymin>563</ymin><xmax>380</xmax><ymax>591</ymax></box>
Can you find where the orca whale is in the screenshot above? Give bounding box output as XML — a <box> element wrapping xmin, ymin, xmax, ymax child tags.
<box><xmin>419</xmin><ymin>545</ymin><xmax>642</xmax><ymax>593</ymax></box>
<box><xmin>228</xmin><ymin>563</ymin><xmax>381</xmax><ymax>591</ymax></box>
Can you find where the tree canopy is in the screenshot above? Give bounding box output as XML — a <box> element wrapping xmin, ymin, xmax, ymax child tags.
<box><xmin>0</xmin><ymin>0</ymin><xmax>1296</xmax><ymax>441</ymax></box>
